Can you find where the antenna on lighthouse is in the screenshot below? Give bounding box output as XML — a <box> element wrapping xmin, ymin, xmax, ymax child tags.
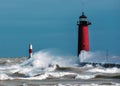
<box><xmin>81</xmin><ymin>0</ymin><xmax>85</xmax><ymax>12</ymax></box>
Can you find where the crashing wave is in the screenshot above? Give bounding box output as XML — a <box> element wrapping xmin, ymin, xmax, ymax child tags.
<box><xmin>0</xmin><ymin>51</ymin><xmax>120</xmax><ymax>81</ymax></box>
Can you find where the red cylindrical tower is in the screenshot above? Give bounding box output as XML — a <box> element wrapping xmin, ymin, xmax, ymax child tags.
<box><xmin>77</xmin><ymin>12</ymin><xmax>91</xmax><ymax>56</ymax></box>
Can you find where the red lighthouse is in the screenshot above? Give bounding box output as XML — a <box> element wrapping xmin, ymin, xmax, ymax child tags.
<box><xmin>77</xmin><ymin>12</ymin><xmax>91</xmax><ymax>56</ymax></box>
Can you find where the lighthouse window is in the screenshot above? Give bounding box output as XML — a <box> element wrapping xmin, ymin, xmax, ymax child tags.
<box><xmin>80</xmin><ymin>18</ymin><xmax>86</xmax><ymax>21</ymax></box>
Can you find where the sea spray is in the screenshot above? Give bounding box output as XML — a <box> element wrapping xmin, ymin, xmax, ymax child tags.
<box><xmin>0</xmin><ymin>72</ymin><xmax>13</xmax><ymax>80</ymax></box>
<box><xmin>18</xmin><ymin>50</ymin><xmax>79</xmax><ymax>77</ymax></box>
<box><xmin>25</xmin><ymin>50</ymin><xmax>78</xmax><ymax>67</ymax></box>
<box><xmin>0</xmin><ymin>50</ymin><xmax>120</xmax><ymax>81</ymax></box>
<box><xmin>79</xmin><ymin>51</ymin><xmax>120</xmax><ymax>64</ymax></box>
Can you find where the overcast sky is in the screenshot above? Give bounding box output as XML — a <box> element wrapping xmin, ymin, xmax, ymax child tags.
<box><xmin>0</xmin><ymin>0</ymin><xmax>120</xmax><ymax>57</ymax></box>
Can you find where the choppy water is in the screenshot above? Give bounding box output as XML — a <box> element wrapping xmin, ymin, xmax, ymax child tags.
<box><xmin>0</xmin><ymin>51</ymin><xmax>120</xmax><ymax>86</ymax></box>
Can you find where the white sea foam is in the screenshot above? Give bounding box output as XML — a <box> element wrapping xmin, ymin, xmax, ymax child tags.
<box><xmin>58</xmin><ymin>83</ymin><xmax>120</xmax><ymax>86</ymax></box>
<box><xmin>20</xmin><ymin>50</ymin><xmax>78</xmax><ymax>68</ymax></box>
<box><xmin>0</xmin><ymin>50</ymin><xmax>120</xmax><ymax>81</ymax></box>
<box><xmin>18</xmin><ymin>72</ymin><xmax>97</xmax><ymax>80</ymax></box>
<box><xmin>0</xmin><ymin>72</ymin><xmax>13</xmax><ymax>80</ymax></box>
<box><xmin>22</xmin><ymin>72</ymin><xmax>77</xmax><ymax>80</ymax></box>
<box><xmin>87</xmin><ymin>67</ymin><xmax>120</xmax><ymax>73</ymax></box>
<box><xmin>75</xmin><ymin>74</ymin><xmax>95</xmax><ymax>79</ymax></box>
